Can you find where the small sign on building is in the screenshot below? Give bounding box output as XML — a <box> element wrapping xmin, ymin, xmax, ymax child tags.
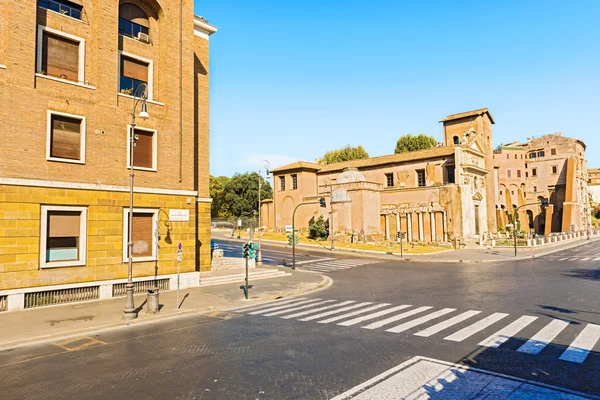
<box><xmin>285</xmin><ymin>225</ymin><xmax>293</xmax><ymax>232</ymax></box>
<box><xmin>169</xmin><ymin>209</ymin><xmax>190</xmax><ymax>222</ymax></box>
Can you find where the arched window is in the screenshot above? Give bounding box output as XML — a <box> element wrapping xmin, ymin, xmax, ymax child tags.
<box><xmin>453</xmin><ymin>136</ymin><xmax>459</xmax><ymax>145</ymax></box>
<box><xmin>119</xmin><ymin>3</ymin><xmax>150</xmax><ymax>40</ymax></box>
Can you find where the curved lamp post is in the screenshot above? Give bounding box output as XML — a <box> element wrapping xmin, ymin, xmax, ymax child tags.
<box><xmin>123</xmin><ymin>83</ymin><xmax>150</xmax><ymax>321</ymax></box>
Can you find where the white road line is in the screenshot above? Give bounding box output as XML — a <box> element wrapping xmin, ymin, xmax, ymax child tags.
<box><xmin>317</xmin><ymin>303</ymin><xmax>392</xmax><ymax>324</ymax></box>
<box><xmin>281</xmin><ymin>301</ymin><xmax>356</xmax><ymax>319</ymax></box>
<box><xmin>444</xmin><ymin>313</ymin><xmax>509</xmax><ymax>342</ymax></box>
<box><xmin>517</xmin><ymin>319</ymin><xmax>571</xmax><ymax>355</ymax></box>
<box><xmin>558</xmin><ymin>257</ymin><xmax>568</xmax><ymax>261</ymax></box>
<box><xmin>300</xmin><ymin>267</ymin><xmax>335</xmax><ymax>272</ymax></box>
<box><xmin>337</xmin><ymin>305</ymin><xmax>412</xmax><ymax>326</ymax></box>
<box><xmin>478</xmin><ymin>316</ymin><xmax>538</xmax><ymax>348</ymax></box>
<box><xmin>581</xmin><ymin>257</ymin><xmax>590</xmax><ymax>261</ymax></box>
<box><xmin>293</xmin><ymin>258</ymin><xmax>334</xmax><ymax>265</ymax></box>
<box><xmin>249</xmin><ymin>299</ymin><xmax>322</xmax><ymax>315</ymax></box>
<box><xmin>362</xmin><ymin>306</ymin><xmax>433</xmax><ymax>330</ymax></box>
<box><xmin>594</xmin><ymin>257</ymin><xmax>600</xmax><ymax>261</ymax></box>
<box><xmin>233</xmin><ymin>297</ymin><xmax>307</xmax><ymax>312</ymax></box>
<box><xmin>312</xmin><ymin>264</ymin><xmax>350</xmax><ymax>269</ymax></box>
<box><xmin>559</xmin><ymin>323</ymin><xmax>600</xmax><ymax>363</ymax></box>
<box><xmin>414</xmin><ymin>310</ymin><xmax>482</xmax><ymax>337</ymax></box>
<box><xmin>263</xmin><ymin>300</ymin><xmax>337</xmax><ymax>317</ymax></box>
<box><xmin>299</xmin><ymin>302</ymin><xmax>374</xmax><ymax>321</ymax></box>
<box><xmin>385</xmin><ymin>308</ymin><xmax>457</xmax><ymax>333</ymax></box>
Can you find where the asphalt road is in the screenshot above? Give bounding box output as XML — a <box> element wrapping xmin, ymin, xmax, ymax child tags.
<box><xmin>2</xmin><ymin>240</ymin><xmax>599</xmax><ymax>399</ymax></box>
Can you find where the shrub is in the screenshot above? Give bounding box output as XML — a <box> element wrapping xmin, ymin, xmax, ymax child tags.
<box><xmin>308</xmin><ymin>215</ymin><xmax>329</xmax><ymax>240</ymax></box>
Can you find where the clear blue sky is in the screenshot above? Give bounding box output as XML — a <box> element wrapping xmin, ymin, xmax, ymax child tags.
<box><xmin>195</xmin><ymin>0</ymin><xmax>600</xmax><ymax>177</ymax></box>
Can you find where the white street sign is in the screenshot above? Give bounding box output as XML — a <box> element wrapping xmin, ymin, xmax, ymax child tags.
<box><xmin>169</xmin><ymin>209</ymin><xmax>190</xmax><ymax>222</ymax></box>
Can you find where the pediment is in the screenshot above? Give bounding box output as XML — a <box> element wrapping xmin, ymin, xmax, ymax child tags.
<box><xmin>472</xmin><ymin>192</ymin><xmax>483</xmax><ymax>201</ymax></box>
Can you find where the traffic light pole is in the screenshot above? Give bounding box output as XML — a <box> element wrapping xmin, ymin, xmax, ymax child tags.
<box><xmin>292</xmin><ymin>198</ymin><xmax>326</xmax><ymax>270</ymax></box>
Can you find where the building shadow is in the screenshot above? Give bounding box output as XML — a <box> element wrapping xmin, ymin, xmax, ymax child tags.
<box><xmin>564</xmin><ymin>269</ymin><xmax>600</xmax><ymax>281</ymax></box>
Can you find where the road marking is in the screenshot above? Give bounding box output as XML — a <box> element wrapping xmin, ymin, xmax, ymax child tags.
<box><xmin>317</xmin><ymin>303</ymin><xmax>391</xmax><ymax>324</ymax></box>
<box><xmin>414</xmin><ymin>310</ymin><xmax>482</xmax><ymax>337</ymax></box>
<box><xmin>293</xmin><ymin>258</ymin><xmax>334</xmax><ymax>265</ymax></box>
<box><xmin>337</xmin><ymin>305</ymin><xmax>412</xmax><ymax>326</ymax></box>
<box><xmin>249</xmin><ymin>299</ymin><xmax>322</xmax><ymax>315</ymax></box>
<box><xmin>478</xmin><ymin>315</ymin><xmax>538</xmax><ymax>348</ymax></box>
<box><xmin>594</xmin><ymin>257</ymin><xmax>600</xmax><ymax>261</ymax></box>
<box><xmin>444</xmin><ymin>313</ymin><xmax>509</xmax><ymax>342</ymax></box>
<box><xmin>386</xmin><ymin>308</ymin><xmax>457</xmax><ymax>333</ymax></box>
<box><xmin>281</xmin><ymin>301</ymin><xmax>356</xmax><ymax>319</ymax></box>
<box><xmin>52</xmin><ymin>336</ymin><xmax>106</xmax><ymax>352</ymax></box>
<box><xmin>362</xmin><ymin>306</ymin><xmax>433</xmax><ymax>330</ymax></box>
<box><xmin>517</xmin><ymin>319</ymin><xmax>570</xmax><ymax>355</ymax></box>
<box><xmin>263</xmin><ymin>300</ymin><xmax>337</xmax><ymax>316</ymax></box>
<box><xmin>581</xmin><ymin>257</ymin><xmax>591</xmax><ymax>261</ymax></box>
<box><xmin>330</xmin><ymin>356</ymin><xmax>596</xmax><ymax>400</ymax></box>
<box><xmin>558</xmin><ymin>257</ymin><xmax>568</xmax><ymax>261</ymax></box>
<box><xmin>559</xmin><ymin>323</ymin><xmax>600</xmax><ymax>363</ymax></box>
<box><xmin>299</xmin><ymin>302</ymin><xmax>373</xmax><ymax>321</ymax></box>
<box><xmin>232</xmin><ymin>297</ymin><xmax>307</xmax><ymax>312</ymax></box>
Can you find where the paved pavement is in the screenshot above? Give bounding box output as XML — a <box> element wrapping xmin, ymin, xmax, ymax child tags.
<box><xmin>1</xmin><ymin>240</ymin><xmax>599</xmax><ymax>398</ymax></box>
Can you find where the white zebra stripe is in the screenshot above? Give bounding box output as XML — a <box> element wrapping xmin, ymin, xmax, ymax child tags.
<box><xmin>594</xmin><ymin>257</ymin><xmax>600</xmax><ymax>261</ymax></box>
<box><xmin>478</xmin><ymin>316</ymin><xmax>538</xmax><ymax>348</ymax></box>
<box><xmin>581</xmin><ymin>257</ymin><xmax>590</xmax><ymax>261</ymax></box>
<box><xmin>337</xmin><ymin>305</ymin><xmax>412</xmax><ymax>327</ymax></box>
<box><xmin>263</xmin><ymin>300</ymin><xmax>337</xmax><ymax>317</ymax></box>
<box><xmin>386</xmin><ymin>308</ymin><xmax>457</xmax><ymax>333</ymax></box>
<box><xmin>559</xmin><ymin>324</ymin><xmax>600</xmax><ymax>363</ymax></box>
<box><xmin>362</xmin><ymin>307</ymin><xmax>433</xmax><ymax>330</ymax></box>
<box><xmin>293</xmin><ymin>258</ymin><xmax>334</xmax><ymax>265</ymax></box>
<box><xmin>317</xmin><ymin>304</ymin><xmax>392</xmax><ymax>324</ymax></box>
<box><xmin>517</xmin><ymin>319</ymin><xmax>570</xmax><ymax>355</ymax></box>
<box><xmin>249</xmin><ymin>299</ymin><xmax>322</xmax><ymax>315</ymax></box>
<box><xmin>414</xmin><ymin>310</ymin><xmax>482</xmax><ymax>337</ymax></box>
<box><xmin>281</xmin><ymin>301</ymin><xmax>357</xmax><ymax>319</ymax></box>
<box><xmin>558</xmin><ymin>257</ymin><xmax>568</xmax><ymax>261</ymax></box>
<box><xmin>444</xmin><ymin>313</ymin><xmax>509</xmax><ymax>342</ymax></box>
<box><xmin>299</xmin><ymin>302</ymin><xmax>374</xmax><ymax>321</ymax></box>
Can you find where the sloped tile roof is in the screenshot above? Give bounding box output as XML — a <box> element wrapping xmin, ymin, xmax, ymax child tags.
<box><xmin>440</xmin><ymin>108</ymin><xmax>495</xmax><ymax>124</ymax></box>
<box><xmin>270</xmin><ymin>161</ymin><xmax>321</xmax><ymax>173</ymax></box>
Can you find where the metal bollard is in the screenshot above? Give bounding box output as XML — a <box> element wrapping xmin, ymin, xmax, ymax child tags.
<box><xmin>146</xmin><ymin>288</ymin><xmax>160</xmax><ymax>313</ymax></box>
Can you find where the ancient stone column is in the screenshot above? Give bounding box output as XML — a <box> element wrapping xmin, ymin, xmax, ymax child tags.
<box><xmin>418</xmin><ymin>212</ymin><xmax>424</xmax><ymax>242</ymax></box>
<box><xmin>384</xmin><ymin>214</ymin><xmax>390</xmax><ymax>240</ymax></box>
<box><xmin>396</xmin><ymin>213</ymin><xmax>401</xmax><ymax>237</ymax></box>
<box><xmin>430</xmin><ymin>212</ymin><xmax>436</xmax><ymax>242</ymax></box>
<box><xmin>442</xmin><ymin>211</ymin><xmax>448</xmax><ymax>242</ymax></box>
<box><xmin>407</xmin><ymin>213</ymin><xmax>413</xmax><ymax>242</ymax></box>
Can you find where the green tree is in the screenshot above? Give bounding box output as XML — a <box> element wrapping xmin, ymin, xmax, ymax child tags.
<box><xmin>221</xmin><ymin>172</ymin><xmax>273</xmax><ymax>220</ymax></box>
<box><xmin>318</xmin><ymin>145</ymin><xmax>369</xmax><ymax>165</ymax></box>
<box><xmin>210</xmin><ymin>175</ymin><xmax>231</xmax><ymax>219</ymax></box>
<box><xmin>308</xmin><ymin>215</ymin><xmax>329</xmax><ymax>240</ymax></box>
<box><xmin>394</xmin><ymin>134</ymin><xmax>438</xmax><ymax>154</ymax></box>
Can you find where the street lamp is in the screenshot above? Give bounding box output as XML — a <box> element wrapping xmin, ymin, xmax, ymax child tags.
<box><xmin>123</xmin><ymin>83</ymin><xmax>150</xmax><ymax>321</ymax></box>
<box><xmin>257</xmin><ymin>160</ymin><xmax>270</xmax><ymax>265</ymax></box>
<box><xmin>324</xmin><ymin>178</ymin><xmax>334</xmax><ymax>251</ymax></box>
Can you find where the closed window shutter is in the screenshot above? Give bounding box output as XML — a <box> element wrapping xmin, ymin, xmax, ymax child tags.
<box><xmin>119</xmin><ymin>3</ymin><xmax>150</xmax><ymax>27</ymax></box>
<box><xmin>131</xmin><ymin>213</ymin><xmax>153</xmax><ymax>257</ymax></box>
<box><xmin>51</xmin><ymin>115</ymin><xmax>81</xmax><ymax>160</ymax></box>
<box><xmin>42</xmin><ymin>32</ymin><xmax>79</xmax><ymax>81</ymax></box>
<box><xmin>48</xmin><ymin>212</ymin><xmax>80</xmax><ymax>238</ymax></box>
<box><xmin>121</xmin><ymin>57</ymin><xmax>148</xmax><ymax>82</ymax></box>
<box><xmin>133</xmin><ymin>129</ymin><xmax>153</xmax><ymax>168</ymax></box>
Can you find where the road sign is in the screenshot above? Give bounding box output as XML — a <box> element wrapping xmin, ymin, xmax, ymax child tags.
<box><xmin>237</xmin><ymin>219</ymin><xmax>242</xmax><ymax>227</ymax></box>
<box><xmin>360</xmin><ymin>229</ymin><xmax>365</xmax><ymax>235</ymax></box>
<box><xmin>177</xmin><ymin>242</ymin><xmax>183</xmax><ymax>261</ymax></box>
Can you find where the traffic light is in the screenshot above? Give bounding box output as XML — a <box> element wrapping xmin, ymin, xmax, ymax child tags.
<box><xmin>294</xmin><ymin>235</ymin><xmax>299</xmax><ymax>244</ymax></box>
<box><xmin>319</xmin><ymin>197</ymin><xmax>326</xmax><ymax>208</ymax></box>
<box><xmin>248</xmin><ymin>243</ymin><xmax>258</xmax><ymax>259</ymax></box>
<box><xmin>288</xmin><ymin>234</ymin><xmax>299</xmax><ymax>245</ymax></box>
<box><xmin>243</xmin><ymin>243</ymin><xmax>249</xmax><ymax>258</ymax></box>
<box><xmin>288</xmin><ymin>235</ymin><xmax>293</xmax><ymax>245</ymax></box>
<box><xmin>396</xmin><ymin>231</ymin><xmax>406</xmax><ymax>240</ymax></box>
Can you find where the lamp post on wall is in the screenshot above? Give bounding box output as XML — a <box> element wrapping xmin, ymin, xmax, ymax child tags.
<box><xmin>123</xmin><ymin>83</ymin><xmax>150</xmax><ymax>321</ymax></box>
<box><xmin>257</xmin><ymin>160</ymin><xmax>270</xmax><ymax>265</ymax></box>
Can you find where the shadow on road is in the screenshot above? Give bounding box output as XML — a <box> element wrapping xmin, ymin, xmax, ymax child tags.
<box><xmin>564</xmin><ymin>269</ymin><xmax>600</xmax><ymax>281</ymax></box>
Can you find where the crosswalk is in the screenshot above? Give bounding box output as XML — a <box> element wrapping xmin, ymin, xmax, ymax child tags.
<box><xmin>291</xmin><ymin>258</ymin><xmax>383</xmax><ymax>273</ymax></box>
<box><xmin>542</xmin><ymin>255</ymin><xmax>600</xmax><ymax>262</ymax></box>
<box><xmin>233</xmin><ymin>298</ymin><xmax>600</xmax><ymax>364</ymax></box>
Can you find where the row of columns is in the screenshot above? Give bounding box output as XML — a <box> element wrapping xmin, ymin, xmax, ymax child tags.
<box><xmin>383</xmin><ymin>211</ymin><xmax>448</xmax><ymax>243</ymax></box>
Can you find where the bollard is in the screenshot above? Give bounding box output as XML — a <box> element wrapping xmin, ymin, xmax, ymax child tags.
<box><xmin>147</xmin><ymin>288</ymin><xmax>160</xmax><ymax>313</ymax></box>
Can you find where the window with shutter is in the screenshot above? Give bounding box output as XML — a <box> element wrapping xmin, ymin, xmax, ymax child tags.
<box><xmin>41</xmin><ymin>206</ymin><xmax>87</xmax><ymax>268</ymax></box>
<box><xmin>50</xmin><ymin>114</ymin><xmax>82</xmax><ymax>160</ymax></box>
<box><xmin>129</xmin><ymin>127</ymin><xmax>156</xmax><ymax>170</ymax></box>
<box><xmin>123</xmin><ymin>209</ymin><xmax>157</xmax><ymax>261</ymax></box>
<box><xmin>41</xmin><ymin>31</ymin><xmax>80</xmax><ymax>81</ymax></box>
<box><xmin>120</xmin><ymin>55</ymin><xmax>149</xmax><ymax>95</ymax></box>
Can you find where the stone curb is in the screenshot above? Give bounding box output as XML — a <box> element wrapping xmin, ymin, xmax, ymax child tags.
<box><xmin>0</xmin><ymin>274</ymin><xmax>331</xmax><ymax>352</ymax></box>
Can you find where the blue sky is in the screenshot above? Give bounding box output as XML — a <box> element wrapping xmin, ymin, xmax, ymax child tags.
<box><xmin>195</xmin><ymin>0</ymin><xmax>600</xmax><ymax>177</ymax></box>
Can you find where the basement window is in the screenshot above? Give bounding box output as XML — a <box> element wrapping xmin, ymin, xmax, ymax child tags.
<box><xmin>41</xmin><ymin>206</ymin><xmax>87</xmax><ymax>268</ymax></box>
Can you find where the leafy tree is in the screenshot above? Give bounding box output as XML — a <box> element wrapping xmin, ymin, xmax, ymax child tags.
<box><xmin>318</xmin><ymin>145</ymin><xmax>369</xmax><ymax>165</ymax></box>
<box><xmin>308</xmin><ymin>215</ymin><xmax>329</xmax><ymax>240</ymax></box>
<box><xmin>394</xmin><ymin>134</ymin><xmax>437</xmax><ymax>154</ymax></box>
<box><xmin>210</xmin><ymin>175</ymin><xmax>231</xmax><ymax>218</ymax></box>
<box><xmin>221</xmin><ymin>172</ymin><xmax>273</xmax><ymax>219</ymax></box>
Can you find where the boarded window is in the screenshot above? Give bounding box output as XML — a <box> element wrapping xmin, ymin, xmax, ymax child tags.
<box><xmin>132</xmin><ymin>129</ymin><xmax>154</xmax><ymax>169</ymax></box>
<box><xmin>50</xmin><ymin>114</ymin><xmax>81</xmax><ymax>160</ymax></box>
<box><xmin>47</xmin><ymin>211</ymin><xmax>80</xmax><ymax>262</ymax></box>
<box><xmin>131</xmin><ymin>213</ymin><xmax>153</xmax><ymax>257</ymax></box>
<box><xmin>41</xmin><ymin>32</ymin><xmax>79</xmax><ymax>81</ymax></box>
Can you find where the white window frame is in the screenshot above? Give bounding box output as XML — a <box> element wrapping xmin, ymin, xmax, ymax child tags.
<box><xmin>126</xmin><ymin>125</ymin><xmax>157</xmax><ymax>172</ymax></box>
<box><xmin>46</xmin><ymin>110</ymin><xmax>86</xmax><ymax>164</ymax></box>
<box><xmin>122</xmin><ymin>208</ymin><xmax>158</xmax><ymax>263</ymax></box>
<box><xmin>40</xmin><ymin>205</ymin><xmax>88</xmax><ymax>269</ymax></box>
<box><xmin>36</xmin><ymin>25</ymin><xmax>86</xmax><ymax>84</ymax></box>
<box><xmin>118</xmin><ymin>51</ymin><xmax>153</xmax><ymax>100</ymax></box>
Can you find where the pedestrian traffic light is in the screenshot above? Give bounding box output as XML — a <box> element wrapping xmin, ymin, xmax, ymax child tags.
<box><xmin>294</xmin><ymin>235</ymin><xmax>299</xmax><ymax>244</ymax></box>
<box><xmin>288</xmin><ymin>235</ymin><xmax>293</xmax><ymax>245</ymax></box>
<box><xmin>319</xmin><ymin>197</ymin><xmax>326</xmax><ymax>208</ymax></box>
<box><xmin>243</xmin><ymin>243</ymin><xmax>249</xmax><ymax>258</ymax></box>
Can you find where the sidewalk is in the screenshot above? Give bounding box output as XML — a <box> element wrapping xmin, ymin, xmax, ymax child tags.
<box><xmin>0</xmin><ymin>267</ymin><xmax>329</xmax><ymax>351</ymax></box>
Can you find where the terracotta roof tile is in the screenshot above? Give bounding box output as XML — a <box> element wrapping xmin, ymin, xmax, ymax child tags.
<box><xmin>318</xmin><ymin>146</ymin><xmax>455</xmax><ymax>173</ymax></box>
<box><xmin>440</xmin><ymin>108</ymin><xmax>495</xmax><ymax>124</ymax></box>
<box><xmin>270</xmin><ymin>161</ymin><xmax>321</xmax><ymax>173</ymax></box>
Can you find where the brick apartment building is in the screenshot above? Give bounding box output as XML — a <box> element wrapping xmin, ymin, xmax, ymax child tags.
<box><xmin>0</xmin><ymin>0</ymin><xmax>216</xmax><ymax>311</ymax></box>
